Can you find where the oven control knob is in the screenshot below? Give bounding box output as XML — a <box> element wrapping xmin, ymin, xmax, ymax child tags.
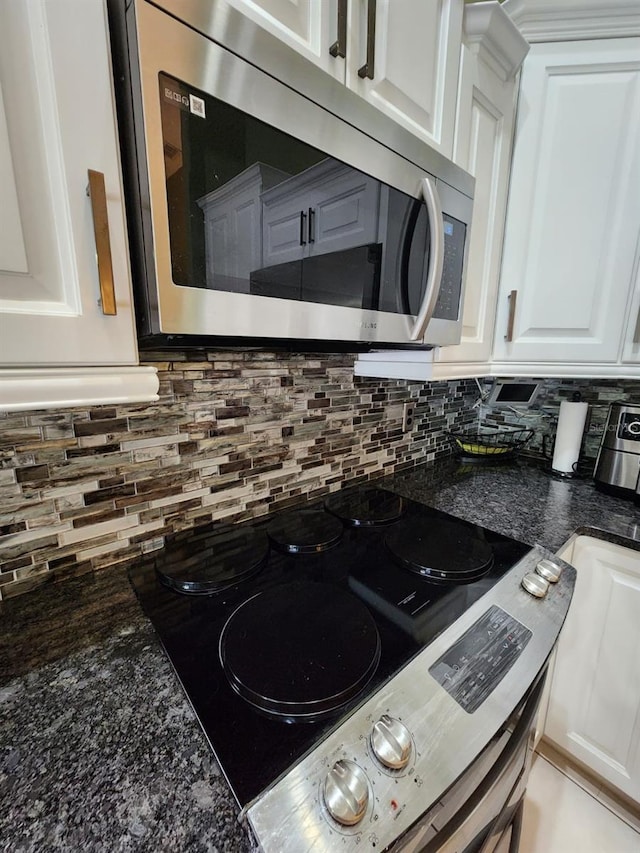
<box><xmin>521</xmin><ymin>571</ymin><xmax>549</xmax><ymax>598</ymax></box>
<box><xmin>371</xmin><ymin>715</ymin><xmax>412</xmax><ymax>770</ymax></box>
<box><xmin>535</xmin><ymin>558</ymin><xmax>562</xmax><ymax>583</ymax></box>
<box><xmin>323</xmin><ymin>760</ymin><xmax>369</xmax><ymax>826</ymax></box>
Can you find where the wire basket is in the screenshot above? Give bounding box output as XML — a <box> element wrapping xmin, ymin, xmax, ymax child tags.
<box><xmin>448</xmin><ymin>427</ymin><xmax>534</xmax><ymax>460</ymax></box>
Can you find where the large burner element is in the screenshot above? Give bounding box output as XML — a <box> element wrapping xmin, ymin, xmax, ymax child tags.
<box><xmin>385</xmin><ymin>517</ymin><xmax>493</xmax><ymax>583</ymax></box>
<box><xmin>267</xmin><ymin>509</ymin><xmax>343</xmax><ymax>554</ymax></box>
<box><xmin>220</xmin><ymin>582</ymin><xmax>381</xmax><ymax>721</ymax></box>
<box><xmin>155</xmin><ymin>525</ymin><xmax>269</xmax><ymax>595</ymax></box>
<box><xmin>324</xmin><ymin>488</ymin><xmax>406</xmax><ymax>527</ymax></box>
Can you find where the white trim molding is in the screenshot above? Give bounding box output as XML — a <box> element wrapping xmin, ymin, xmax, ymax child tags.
<box><xmin>501</xmin><ymin>0</ymin><xmax>640</xmax><ymax>42</ymax></box>
<box><xmin>464</xmin><ymin>1</ymin><xmax>530</xmax><ymax>81</ymax></box>
<box><xmin>0</xmin><ymin>366</ymin><xmax>159</xmax><ymax>412</ymax></box>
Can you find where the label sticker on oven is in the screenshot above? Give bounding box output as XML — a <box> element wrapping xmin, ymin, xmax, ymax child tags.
<box><xmin>189</xmin><ymin>94</ymin><xmax>206</xmax><ymax>119</ymax></box>
<box><xmin>429</xmin><ymin>605</ymin><xmax>532</xmax><ymax>713</ymax></box>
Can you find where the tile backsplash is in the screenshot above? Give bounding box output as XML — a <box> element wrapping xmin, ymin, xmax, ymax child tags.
<box><xmin>479</xmin><ymin>377</ymin><xmax>640</xmax><ymax>463</ymax></box>
<box><xmin>0</xmin><ymin>351</ymin><xmax>477</xmax><ymax>600</ymax></box>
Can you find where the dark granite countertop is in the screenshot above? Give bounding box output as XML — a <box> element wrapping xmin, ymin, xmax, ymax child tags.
<box><xmin>1</xmin><ymin>457</ymin><xmax>638</xmax><ymax>851</ymax></box>
<box><xmin>382</xmin><ymin>457</ymin><xmax>640</xmax><ymax>552</ymax></box>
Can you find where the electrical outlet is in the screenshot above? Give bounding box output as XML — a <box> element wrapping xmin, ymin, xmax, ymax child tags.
<box><xmin>402</xmin><ymin>402</ymin><xmax>415</xmax><ymax>433</ymax></box>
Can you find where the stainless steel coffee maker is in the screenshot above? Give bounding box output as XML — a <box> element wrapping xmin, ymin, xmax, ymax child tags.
<box><xmin>594</xmin><ymin>402</ymin><xmax>640</xmax><ymax>497</ymax></box>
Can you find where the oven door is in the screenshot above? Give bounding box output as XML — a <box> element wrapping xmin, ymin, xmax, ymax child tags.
<box><xmin>392</xmin><ymin>670</ymin><xmax>545</xmax><ymax>853</ymax></box>
<box><xmin>118</xmin><ymin>0</ymin><xmax>473</xmax><ymax>347</ymax></box>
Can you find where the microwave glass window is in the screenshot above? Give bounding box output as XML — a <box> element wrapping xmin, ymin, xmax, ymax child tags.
<box><xmin>159</xmin><ymin>72</ymin><xmax>458</xmax><ymax>318</ymax></box>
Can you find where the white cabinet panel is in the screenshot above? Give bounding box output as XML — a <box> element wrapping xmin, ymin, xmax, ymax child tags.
<box><xmin>0</xmin><ymin>79</ymin><xmax>28</xmax><ymax>275</ymax></box>
<box><xmin>544</xmin><ymin>537</ymin><xmax>640</xmax><ymax>802</ymax></box>
<box><xmin>198</xmin><ymin>163</ymin><xmax>290</xmax><ymax>290</ymax></box>
<box><xmin>262</xmin><ymin>159</ymin><xmax>379</xmax><ymax>267</ymax></box>
<box><xmin>229</xmin><ymin>0</ymin><xmax>463</xmax><ymax>155</ymax></box>
<box><xmin>346</xmin><ymin>0</ymin><xmax>462</xmax><ymax>155</ymax></box>
<box><xmin>494</xmin><ymin>39</ymin><xmax>640</xmax><ymax>364</ymax></box>
<box><xmin>434</xmin><ymin>1</ymin><xmax>527</xmax><ymax>374</ymax></box>
<box><xmin>0</xmin><ymin>0</ymin><xmax>138</xmax><ymax>367</ymax></box>
<box><xmin>622</xmin><ymin>244</ymin><xmax>640</xmax><ymax>364</ymax></box>
<box><xmin>227</xmin><ymin>0</ymin><xmax>342</xmax><ymax>80</ymax></box>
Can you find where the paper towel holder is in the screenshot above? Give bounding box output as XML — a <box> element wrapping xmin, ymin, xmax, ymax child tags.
<box><xmin>547</xmin><ymin>392</ymin><xmax>590</xmax><ymax>480</ymax></box>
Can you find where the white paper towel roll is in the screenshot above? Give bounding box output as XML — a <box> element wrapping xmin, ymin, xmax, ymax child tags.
<box><xmin>552</xmin><ymin>401</ymin><xmax>589</xmax><ymax>473</ymax></box>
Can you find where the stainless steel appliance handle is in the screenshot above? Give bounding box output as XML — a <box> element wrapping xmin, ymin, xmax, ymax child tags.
<box><xmin>410</xmin><ymin>176</ymin><xmax>444</xmax><ymax>341</ymax></box>
<box><xmin>357</xmin><ymin>0</ymin><xmax>377</xmax><ymax>79</ymax></box>
<box><xmin>329</xmin><ymin>0</ymin><xmax>347</xmax><ymax>59</ymax></box>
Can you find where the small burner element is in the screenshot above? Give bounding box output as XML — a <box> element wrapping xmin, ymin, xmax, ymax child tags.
<box><xmin>324</xmin><ymin>488</ymin><xmax>406</xmax><ymax>527</ymax></box>
<box><xmin>220</xmin><ymin>582</ymin><xmax>381</xmax><ymax>721</ymax></box>
<box><xmin>385</xmin><ymin>517</ymin><xmax>493</xmax><ymax>583</ymax></box>
<box><xmin>155</xmin><ymin>524</ymin><xmax>269</xmax><ymax>595</ymax></box>
<box><xmin>267</xmin><ymin>509</ymin><xmax>343</xmax><ymax>554</ymax></box>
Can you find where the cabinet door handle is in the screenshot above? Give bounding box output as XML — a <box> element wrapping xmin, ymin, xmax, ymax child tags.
<box><xmin>308</xmin><ymin>207</ymin><xmax>315</xmax><ymax>244</ymax></box>
<box><xmin>505</xmin><ymin>290</ymin><xmax>517</xmax><ymax>342</ymax></box>
<box><xmin>357</xmin><ymin>0</ymin><xmax>377</xmax><ymax>79</ymax></box>
<box><xmin>299</xmin><ymin>210</ymin><xmax>307</xmax><ymax>246</ymax></box>
<box><xmin>329</xmin><ymin>0</ymin><xmax>347</xmax><ymax>58</ymax></box>
<box><xmin>86</xmin><ymin>169</ymin><xmax>117</xmax><ymax>316</ymax></box>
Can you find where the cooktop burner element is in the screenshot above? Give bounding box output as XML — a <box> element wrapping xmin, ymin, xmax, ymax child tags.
<box><xmin>220</xmin><ymin>582</ymin><xmax>381</xmax><ymax>721</ymax></box>
<box><xmin>154</xmin><ymin>525</ymin><xmax>269</xmax><ymax>595</ymax></box>
<box><xmin>266</xmin><ymin>509</ymin><xmax>343</xmax><ymax>554</ymax></box>
<box><xmin>385</xmin><ymin>516</ymin><xmax>494</xmax><ymax>583</ymax></box>
<box><xmin>324</xmin><ymin>487</ymin><xmax>406</xmax><ymax>527</ymax></box>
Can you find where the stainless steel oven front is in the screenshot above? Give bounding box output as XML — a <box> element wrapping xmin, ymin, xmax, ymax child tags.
<box><xmin>108</xmin><ymin>0</ymin><xmax>474</xmax><ymax>348</ymax></box>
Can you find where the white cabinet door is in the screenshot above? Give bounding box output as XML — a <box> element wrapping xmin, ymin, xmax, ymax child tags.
<box><xmin>262</xmin><ymin>159</ymin><xmax>379</xmax><ymax>267</ymax></box>
<box><xmin>227</xmin><ymin>0</ymin><xmax>343</xmax><ymax>81</ymax></box>
<box><xmin>622</xmin><ymin>245</ymin><xmax>640</xmax><ymax>364</ymax></box>
<box><xmin>197</xmin><ymin>164</ymin><xmax>290</xmax><ymax>291</ymax></box>
<box><xmin>0</xmin><ymin>0</ymin><xmax>138</xmax><ymax>367</ymax></box>
<box><xmin>346</xmin><ymin>0</ymin><xmax>463</xmax><ymax>156</ymax></box>
<box><xmin>436</xmin><ymin>3</ymin><xmax>527</xmax><ymax>370</ymax></box>
<box><xmin>493</xmin><ymin>39</ymin><xmax>640</xmax><ymax>365</ymax></box>
<box><xmin>544</xmin><ymin>537</ymin><xmax>640</xmax><ymax>802</ymax></box>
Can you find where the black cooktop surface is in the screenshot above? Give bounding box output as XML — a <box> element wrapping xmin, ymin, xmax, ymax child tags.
<box><xmin>129</xmin><ymin>486</ymin><xmax>530</xmax><ymax>806</ymax></box>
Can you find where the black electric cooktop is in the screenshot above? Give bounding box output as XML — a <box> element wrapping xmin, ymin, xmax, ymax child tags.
<box><xmin>128</xmin><ymin>487</ymin><xmax>530</xmax><ymax>807</ymax></box>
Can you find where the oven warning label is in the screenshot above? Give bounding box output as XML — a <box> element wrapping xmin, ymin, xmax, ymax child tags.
<box><xmin>189</xmin><ymin>94</ymin><xmax>206</xmax><ymax>119</ymax></box>
<box><xmin>161</xmin><ymin>83</ymin><xmax>206</xmax><ymax>119</ymax></box>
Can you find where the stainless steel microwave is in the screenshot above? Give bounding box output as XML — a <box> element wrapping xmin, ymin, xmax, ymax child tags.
<box><xmin>108</xmin><ymin>0</ymin><xmax>474</xmax><ymax>349</ymax></box>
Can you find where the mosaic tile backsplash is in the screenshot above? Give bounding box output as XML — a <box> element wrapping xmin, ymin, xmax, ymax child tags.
<box><xmin>479</xmin><ymin>377</ymin><xmax>640</xmax><ymax>463</ymax></box>
<box><xmin>0</xmin><ymin>352</ymin><xmax>477</xmax><ymax>600</ymax></box>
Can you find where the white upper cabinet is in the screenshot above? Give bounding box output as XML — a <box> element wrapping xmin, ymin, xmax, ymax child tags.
<box><xmin>345</xmin><ymin>0</ymin><xmax>463</xmax><ymax>154</ymax></box>
<box><xmin>0</xmin><ymin>0</ymin><xmax>158</xmax><ymax>411</ymax></box>
<box><xmin>0</xmin><ymin>0</ymin><xmax>139</xmax><ymax>368</ymax></box>
<box><xmin>492</xmin><ymin>38</ymin><xmax>640</xmax><ymax>369</ymax></box>
<box><xmin>225</xmin><ymin>0</ymin><xmax>343</xmax><ymax>81</ymax></box>
<box><xmin>228</xmin><ymin>0</ymin><xmax>464</xmax><ymax>156</ymax></box>
<box><xmin>435</xmin><ymin>1</ymin><xmax>528</xmax><ymax>374</ymax></box>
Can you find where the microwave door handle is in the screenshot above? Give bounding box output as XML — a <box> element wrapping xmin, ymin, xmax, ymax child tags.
<box><xmin>410</xmin><ymin>177</ymin><xmax>444</xmax><ymax>341</ymax></box>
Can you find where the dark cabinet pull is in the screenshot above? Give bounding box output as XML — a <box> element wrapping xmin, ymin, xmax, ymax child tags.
<box><xmin>299</xmin><ymin>210</ymin><xmax>307</xmax><ymax>246</ymax></box>
<box><xmin>505</xmin><ymin>290</ymin><xmax>517</xmax><ymax>342</ymax></box>
<box><xmin>329</xmin><ymin>0</ymin><xmax>347</xmax><ymax>59</ymax></box>
<box><xmin>357</xmin><ymin>0</ymin><xmax>377</xmax><ymax>79</ymax></box>
<box><xmin>308</xmin><ymin>207</ymin><xmax>315</xmax><ymax>244</ymax></box>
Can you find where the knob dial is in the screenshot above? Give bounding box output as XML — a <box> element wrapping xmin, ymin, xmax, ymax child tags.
<box><xmin>323</xmin><ymin>759</ymin><xmax>369</xmax><ymax>826</ymax></box>
<box><xmin>371</xmin><ymin>715</ymin><xmax>412</xmax><ymax>770</ymax></box>
<box><xmin>522</xmin><ymin>571</ymin><xmax>549</xmax><ymax>598</ymax></box>
<box><xmin>535</xmin><ymin>558</ymin><xmax>562</xmax><ymax>583</ymax></box>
